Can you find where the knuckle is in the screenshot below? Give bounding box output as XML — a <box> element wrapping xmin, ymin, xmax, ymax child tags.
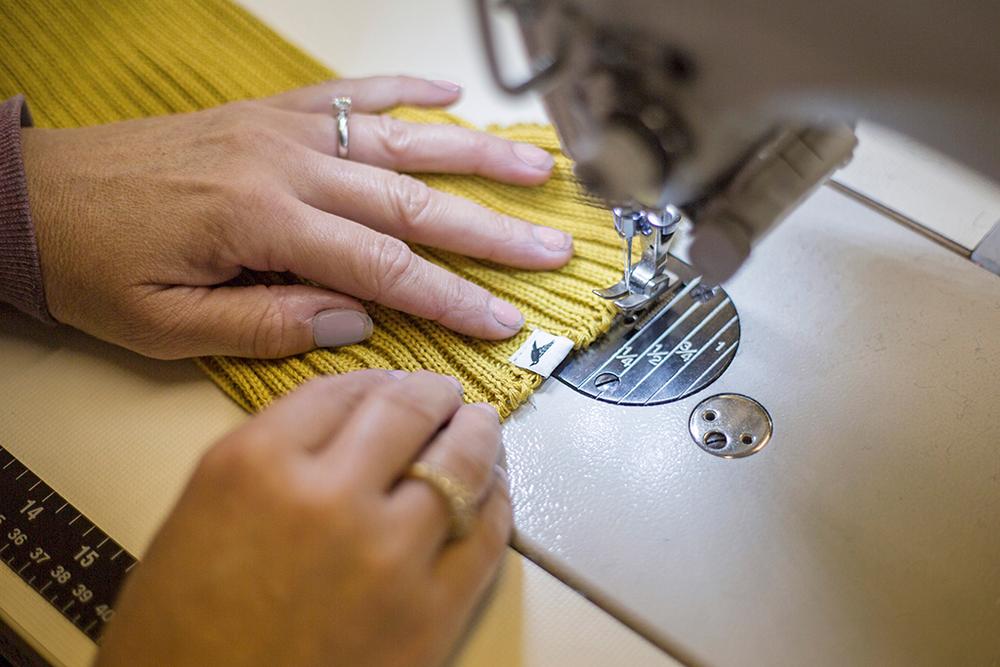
<box><xmin>440</xmin><ymin>445</ymin><xmax>486</xmax><ymax>488</ymax></box>
<box><xmin>223</xmin><ymin>99</ymin><xmax>258</xmax><ymax>118</ymax></box>
<box><xmin>417</xmin><ymin>274</ymin><xmax>464</xmax><ymax>325</ymax></box>
<box><xmin>375</xmin><ymin>115</ymin><xmax>412</xmax><ymax>163</ymax></box>
<box><xmin>429</xmin><ymin>279</ymin><xmax>483</xmax><ymax>327</ymax></box>
<box><xmin>210</xmin><ymin>103</ymin><xmax>289</xmax><ymax>155</ymax></box>
<box><xmin>373</xmin><ymin>379</ymin><xmax>453</xmax><ymax>426</ymax></box>
<box><xmin>389</xmin><ymin>175</ymin><xmax>434</xmax><ymax>231</ymax></box>
<box><xmin>478</xmin><ymin>211</ymin><xmax>519</xmax><ymax>261</ymax></box>
<box><xmin>369</xmin><ymin>235</ymin><xmax>415</xmax><ymax>300</ymax></box>
<box><xmin>198</xmin><ymin>432</ymin><xmax>272</xmax><ymax>484</ymax></box>
<box><xmin>116</xmin><ymin>294</ymin><xmax>195</xmax><ymax>360</ymax></box>
<box><xmin>239</xmin><ymin>288</ymin><xmax>300</xmax><ymax>358</ymax></box>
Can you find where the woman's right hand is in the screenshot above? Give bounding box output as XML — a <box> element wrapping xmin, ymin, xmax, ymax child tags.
<box><xmin>96</xmin><ymin>370</ymin><xmax>511</xmax><ymax>667</ymax></box>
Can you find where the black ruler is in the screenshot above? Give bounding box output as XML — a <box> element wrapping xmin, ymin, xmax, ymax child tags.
<box><xmin>0</xmin><ymin>446</ymin><xmax>137</xmax><ymax>645</ymax></box>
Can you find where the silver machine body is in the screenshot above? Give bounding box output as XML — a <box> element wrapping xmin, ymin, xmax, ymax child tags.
<box><xmin>476</xmin><ymin>0</ymin><xmax>1000</xmax><ymax>285</ymax></box>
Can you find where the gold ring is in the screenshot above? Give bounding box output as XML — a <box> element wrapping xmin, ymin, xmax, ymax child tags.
<box><xmin>405</xmin><ymin>461</ymin><xmax>477</xmax><ymax>540</ymax></box>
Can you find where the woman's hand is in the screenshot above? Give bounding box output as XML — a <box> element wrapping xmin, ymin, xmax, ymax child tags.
<box><xmin>22</xmin><ymin>76</ymin><xmax>572</xmax><ymax>359</ymax></box>
<box><xmin>96</xmin><ymin>370</ymin><xmax>511</xmax><ymax>667</ymax></box>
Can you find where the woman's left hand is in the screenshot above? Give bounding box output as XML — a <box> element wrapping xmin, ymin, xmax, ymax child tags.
<box><xmin>23</xmin><ymin>76</ymin><xmax>572</xmax><ymax>359</ymax></box>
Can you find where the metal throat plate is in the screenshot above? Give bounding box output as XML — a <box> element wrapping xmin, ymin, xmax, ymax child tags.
<box><xmin>554</xmin><ymin>256</ymin><xmax>740</xmax><ymax>405</ymax></box>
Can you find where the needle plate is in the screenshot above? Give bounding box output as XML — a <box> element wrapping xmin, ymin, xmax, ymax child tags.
<box><xmin>554</xmin><ymin>256</ymin><xmax>740</xmax><ymax>406</ymax></box>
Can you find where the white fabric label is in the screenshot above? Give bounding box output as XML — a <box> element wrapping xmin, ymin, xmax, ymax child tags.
<box><xmin>508</xmin><ymin>329</ymin><xmax>574</xmax><ymax>378</ymax></box>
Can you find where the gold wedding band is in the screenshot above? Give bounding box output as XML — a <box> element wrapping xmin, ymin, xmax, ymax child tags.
<box><xmin>405</xmin><ymin>461</ymin><xmax>477</xmax><ymax>540</ymax></box>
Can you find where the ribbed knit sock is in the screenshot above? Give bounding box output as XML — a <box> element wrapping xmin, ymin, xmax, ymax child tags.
<box><xmin>0</xmin><ymin>0</ymin><xmax>621</xmax><ymax>418</ymax></box>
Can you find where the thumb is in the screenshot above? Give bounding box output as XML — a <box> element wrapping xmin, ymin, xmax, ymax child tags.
<box><xmin>139</xmin><ymin>284</ymin><xmax>372</xmax><ymax>359</ymax></box>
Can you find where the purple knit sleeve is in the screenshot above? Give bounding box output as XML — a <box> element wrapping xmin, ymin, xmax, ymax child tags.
<box><xmin>0</xmin><ymin>95</ymin><xmax>53</xmax><ymax>323</ymax></box>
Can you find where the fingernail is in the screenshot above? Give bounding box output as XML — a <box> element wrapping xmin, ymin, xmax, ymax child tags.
<box><xmin>431</xmin><ymin>79</ymin><xmax>462</xmax><ymax>93</ymax></box>
<box><xmin>493</xmin><ymin>464</ymin><xmax>510</xmax><ymax>489</ymax></box>
<box><xmin>512</xmin><ymin>142</ymin><xmax>555</xmax><ymax>170</ymax></box>
<box><xmin>533</xmin><ymin>225</ymin><xmax>573</xmax><ymax>252</ymax></box>
<box><xmin>387</xmin><ymin>370</ymin><xmax>409</xmax><ymax>379</ymax></box>
<box><xmin>313</xmin><ymin>310</ymin><xmax>372</xmax><ymax>348</ymax></box>
<box><xmin>446</xmin><ymin>376</ymin><xmax>464</xmax><ymax>395</ymax></box>
<box><xmin>472</xmin><ymin>402</ymin><xmax>499</xmax><ymax>420</ymax></box>
<box><xmin>490</xmin><ymin>297</ymin><xmax>524</xmax><ymax>331</ymax></box>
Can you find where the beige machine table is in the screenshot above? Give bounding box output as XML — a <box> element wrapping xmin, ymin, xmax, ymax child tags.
<box><xmin>3</xmin><ymin>1</ymin><xmax>1000</xmax><ymax>666</ymax></box>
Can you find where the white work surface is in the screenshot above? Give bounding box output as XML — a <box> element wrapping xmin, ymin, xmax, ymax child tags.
<box><xmin>2</xmin><ymin>1</ymin><xmax>999</xmax><ymax>666</ymax></box>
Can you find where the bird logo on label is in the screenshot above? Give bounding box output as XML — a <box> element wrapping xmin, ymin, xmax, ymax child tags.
<box><xmin>530</xmin><ymin>339</ymin><xmax>554</xmax><ymax>366</ymax></box>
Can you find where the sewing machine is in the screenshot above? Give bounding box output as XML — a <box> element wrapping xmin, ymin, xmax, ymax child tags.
<box><xmin>470</xmin><ymin>0</ymin><xmax>1000</xmax><ymax>663</ymax></box>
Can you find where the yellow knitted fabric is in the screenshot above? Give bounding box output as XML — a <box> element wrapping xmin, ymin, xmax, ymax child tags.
<box><xmin>0</xmin><ymin>0</ymin><xmax>621</xmax><ymax>418</ymax></box>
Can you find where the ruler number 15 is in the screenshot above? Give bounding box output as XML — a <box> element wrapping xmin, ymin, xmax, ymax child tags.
<box><xmin>74</xmin><ymin>545</ymin><xmax>100</xmax><ymax>568</ymax></box>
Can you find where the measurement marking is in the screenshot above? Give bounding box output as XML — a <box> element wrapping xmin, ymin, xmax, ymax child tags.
<box><xmin>0</xmin><ymin>544</ymin><xmax>8</xmax><ymax>555</ymax></box>
<box><xmin>29</xmin><ymin>480</ymin><xmax>40</xmax><ymax>491</ymax></box>
<box><xmin>683</xmin><ymin>342</ymin><xmax>740</xmax><ymax>397</ymax></box>
<box><xmin>28</xmin><ymin>575</ymin><xmax>35</xmax><ymax>584</ymax></box>
<box><xmin>616</xmin><ymin>299</ymin><xmax>707</xmax><ymax>378</ymax></box>
<box><xmin>73</xmin><ymin>614</ymin><xmax>81</xmax><ymax>624</ymax></box>
<box><xmin>580</xmin><ymin>277</ymin><xmax>702</xmax><ymax>387</ymax></box>
<box><xmin>594</xmin><ymin>299</ymin><xmax>703</xmax><ymax>396</ymax></box>
<box><xmin>56</xmin><ymin>502</ymin><xmax>67</xmax><ymax>513</ymax></box>
<box><xmin>50</xmin><ymin>594</ymin><xmax>58</xmax><ymax>604</ymax></box>
<box><xmin>16</xmin><ymin>469</ymin><xmax>28</xmax><ymax>480</ymax></box>
<box><xmin>111</xmin><ymin>549</ymin><xmax>123</xmax><ymax>561</ymax></box>
<box><xmin>645</xmin><ymin>316</ymin><xmax>738</xmax><ymax>404</ymax></box>
<box><xmin>620</xmin><ymin>299</ymin><xmax>731</xmax><ymax>401</ymax></box>
<box><xmin>7</xmin><ymin>555</ymin><xmax>16</xmax><ymax>565</ymax></box>
<box><xmin>39</xmin><ymin>581</ymin><xmax>51</xmax><ymax>594</ymax></box>
<box><xmin>62</xmin><ymin>600</ymin><xmax>75</xmax><ymax>612</ymax></box>
<box><xmin>82</xmin><ymin>525</ymin><xmax>95</xmax><ymax>537</ymax></box>
<box><xmin>126</xmin><ymin>562</ymin><xmax>136</xmax><ymax>573</ymax></box>
<box><xmin>43</xmin><ymin>491</ymin><xmax>54</xmax><ymax>502</ymax></box>
<box><xmin>69</xmin><ymin>514</ymin><xmax>81</xmax><ymax>525</ymax></box>
<box><xmin>97</xmin><ymin>537</ymin><xmax>109</xmax><ymax>549</ymax></box>
<box><xmin>84</xmin><ymin>620</ymin><xmax>97</xmax><ymax>634</ymax></box>
<box><xmin>18</xmin><ymin>561</ymin><xmax>30</xmax><ymax>574</ymax></box>
<box><xmin>2</xmin><ymin>458</ymin><xmax>14</xmax><ymax>469</ymax></box>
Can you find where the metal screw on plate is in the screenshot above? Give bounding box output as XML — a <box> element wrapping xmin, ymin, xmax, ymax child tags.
<box><xmin>689</xmin><ymin>394</ymin><xmax>772</xmax><ymax>458</ymax></box>
<box><xmin>593</xmin><ymin>372</ymin><xmax>620</xmax><ymax>389</ymax></box>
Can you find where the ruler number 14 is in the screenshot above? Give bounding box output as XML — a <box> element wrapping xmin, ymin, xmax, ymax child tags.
<box><xmin>20</xmin><ymin>499</ymin><xmax>44</xmax><ymax>521</ymax></box>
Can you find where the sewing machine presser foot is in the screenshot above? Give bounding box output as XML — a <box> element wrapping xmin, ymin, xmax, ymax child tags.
<box><xmin>594</xmin><ymin>206</ymin><xmax>683</xmax><ymax>313</ymax></box>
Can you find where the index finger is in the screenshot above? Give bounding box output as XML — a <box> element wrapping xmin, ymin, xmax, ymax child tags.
<box><xmin>261</xmin><ymin>75</ymin><xmax>462</xmax><ymax>114</ymax></box>
<box><xmin>283</xmin><ymin>203</ymin><xmax>526</xmax><ymax>340</ymax></box>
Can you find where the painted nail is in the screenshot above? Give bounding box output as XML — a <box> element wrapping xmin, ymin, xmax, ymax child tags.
<box><xmin>533</xmin><ymin>225</ymin><xmax>573</xmax><ymax>252</ymax></box>
<box><xmin>431</xmin><ymin>79</ymin><xmax>462</xmax><ymax>92</ymax></box>
<box><xmin>387</xmin><ymin>370</ymin><xmax>409</xmax><ymax>379</ymax></box>
<box><xmin>493</xmin><ymin>464</ymin><xmax>510</xmax><ymax>489</ymax></box>
<box><xmin>471</xmin><ymin>402</ymin><xmax>499</xmax><ymax>420</ymax></box>
<box><xmin>512</xmin><ymin>142</ymin><xmax>555</xmax><ymax>170</ymax></box>
<box><xmin>313</xmin><ymin>310</ymin><xmax>372</xmax><ymax>348</ymax></box>
<box><xmin>490</xmin><ymin>297</ymin><xmax>524</xmax><ymax>331</ymax></box>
